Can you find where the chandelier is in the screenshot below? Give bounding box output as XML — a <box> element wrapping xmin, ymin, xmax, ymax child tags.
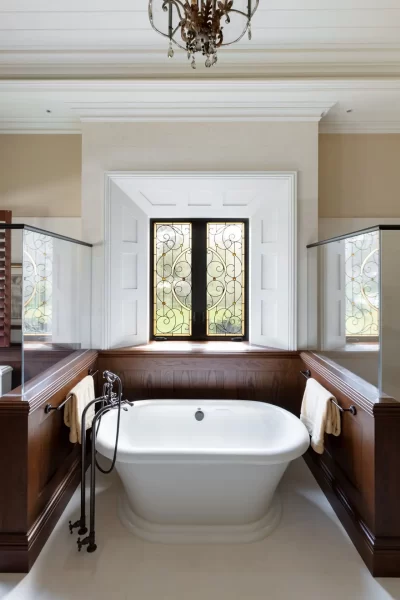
<box><xmin>148</xmin><ymin>1</ymin><xmax>259</xmax><ymax>69</ymax></box>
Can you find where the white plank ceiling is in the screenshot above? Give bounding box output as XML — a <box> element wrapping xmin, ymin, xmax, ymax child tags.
<box><xmin>1</xmin><ymin>0</ymin><xmax>400</xmax><ymax>48</ymax></box>
<box><xmin>0</xmin><ymin>0</ymin><xmax>400</xmax><ymax>78</ymax></box>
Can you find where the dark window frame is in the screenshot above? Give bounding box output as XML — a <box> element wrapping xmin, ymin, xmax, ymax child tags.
<box><xmin>150</xmin><ymin>218</ymin><xmax>249</xmax><ymax>341</ymax></box>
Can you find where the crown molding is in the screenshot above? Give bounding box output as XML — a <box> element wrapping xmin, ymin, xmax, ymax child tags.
<box><xmin>2</xmin><ymin>47</ymin><xmax>400</xmax><ymax>79</ymax></box>
<box><xmin>0</xmin><ymin>117</ymin><xmax>81</xmax><ymax>134</ymax></box>
<box><xmin>320</xmin><ymin>121</ymin><xmax>400</xmax><ymax>134</ymax></box>
<box><xmin>72</xmin><ymin>102</ymin><xmax>333</xmax><ymax>123</ymax></box>
<box><xmin>0</xmin><ymin>79</ymin><xmax>339</xmax><ymax>129</ymax></box>
<box><xmin>1</xmin><ymin>78</ymin><xmax>400</xmax><ymax>94</ymax></box>
<box><xmin>2</xmin><ymin>78</ymin><xmax>400</xmax><ymax>133</ymax></box>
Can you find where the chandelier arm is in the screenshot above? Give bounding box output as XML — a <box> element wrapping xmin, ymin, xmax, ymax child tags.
<box><xmin>162</xmin><ymin>0</ymin><xmax>185</xmax><ymax>19</ymax></box>
<box><xmin>219</xmin><ymin>0</ymin><xmax>259</xmax><ymax>47</ymax></box>
<box><xmin>148</xmin><ymin>1</ymin><xmax>169</xmax><ymax>37</ymax></box>
<box><xmin>220</xmin><ymin>25</ymin><xmax>250</xmax><ymax>47</ymax></box>
<box><xmin>148</xmin><ymin>2</ymin><xmax>186</xmax><ymax>50</ymax></box>
<box><xmin>170</xmin><ymin>34</ymin><xmax>189</xmax><ymax>52</ymax></box>
<box><xmin>227</xmin><ymin>0</ymin><xmax>260</xmax><ymax>20</ymax></box>
<box><xmin>149</xmin><ymin>20</ymin><xmax>186</xmax><ymax>51</ymax></box>
<box><xmin>227</xmin><ymin>9</ymin><xmax>250</xmax><ymax>18</ymax></box>
<box><xmin>172</xmin><ymin>24</ymin><xmax>182</xmax><ymax>37</ymax></box>
<box><xmin>250</xmin><ymin>0</ymin><xmax>260</xmax><ymax>18</ymax></box>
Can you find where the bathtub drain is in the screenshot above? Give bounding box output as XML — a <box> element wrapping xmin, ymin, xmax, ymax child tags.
<box><xmin>195</xmin><ymin>409</ymin><xmax>205</xmax><ymax>421</ymax></box>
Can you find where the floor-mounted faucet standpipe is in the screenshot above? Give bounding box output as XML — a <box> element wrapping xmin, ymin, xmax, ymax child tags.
<box><xmin>69</xmin><ymin>389</ymin><xmax>108</xmax><ymax>537</ymax></box>
<box><xmin>68</xmin><ymin>371</ymin><xmax>133</xmax><ymax>554</ymax></box>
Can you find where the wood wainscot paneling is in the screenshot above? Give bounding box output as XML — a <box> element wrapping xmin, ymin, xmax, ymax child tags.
<box><xmin>0</xmin><ymin>349</ymin><xmax>98</xmax><ymax>573</ymax></box>
<box><xmin>98</xmin><ymin>343</ymin><xmax>304</xmax><ymax>415</ymax></box>
<box><xmin>301</xmin><ymin>351</ymin><xmax>400</xmax><ymax>577</ymax></box>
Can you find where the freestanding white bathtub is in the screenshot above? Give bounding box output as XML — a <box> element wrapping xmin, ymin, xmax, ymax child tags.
<box><xmin>96</xmin><ymin>400</ymin><xmax>310</xmax><ymax>544</ymax></box>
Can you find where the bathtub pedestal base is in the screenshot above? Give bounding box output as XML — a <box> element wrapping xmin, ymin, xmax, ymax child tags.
<box><xmin>118</xmin><ymin>493</ymin><xmax>282</xmax><ymax>545</ymax></box>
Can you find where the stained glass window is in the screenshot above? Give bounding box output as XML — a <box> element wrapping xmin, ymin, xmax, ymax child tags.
<box><xmin>152</xmin><ymin>220</ymin><xmax>247</xmax><ymax>340</ymax></box>
<box><xmin>153</xmin><ymin>222</ymin><xmax>192</xmax><ymax>336</ymax></box>
<box><xmin>23</xmin><ymin>231</ymin><xmax>53</xmax><ymax>336</ymax></box>
<box><xmin>207</xmin><ymin>222</ymin><xmax>245</xmax><ymax>336</ymax></box>
<box><xmin>345</xmin><ymin>231</ymin><xmax>379</xmax><ymax>338</ymax></box>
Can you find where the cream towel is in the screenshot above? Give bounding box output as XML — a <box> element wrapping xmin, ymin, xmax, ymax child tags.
<box><xmin>300</xmin><ymin>378</ymin><xmax>341</xmax><ymax>455</ymax></box>
<box><xmin>64</xmin><ymin>375</ymin><xmax>95</xmax><ymax>444</ymax></box>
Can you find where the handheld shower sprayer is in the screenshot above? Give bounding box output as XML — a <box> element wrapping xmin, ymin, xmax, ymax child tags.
<box><xmin>103</xmin><ymin>370</ymin><xmax>118</xmax><ymax>383</ymax></box>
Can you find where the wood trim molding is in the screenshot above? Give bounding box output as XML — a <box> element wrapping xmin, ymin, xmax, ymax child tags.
<box><xmin>300</xmin><ymin>351</ymin><xmax>382</xmax><ymax>416</ymax></box>
<box><xmin>100</xmin><ymin>342</ymin><xmax>301</xmax><ymax>359</ymax></box>
<box><xmin>4</xmin><ymin>350</ymin><xmax>98</xmax><ymax>413</ymax></box>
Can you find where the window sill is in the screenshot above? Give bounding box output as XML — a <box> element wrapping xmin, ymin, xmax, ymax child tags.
<box><xmin>101</xmin><ymin>341</ymin><xmax>298</xmax><ymax>356</ymax></box>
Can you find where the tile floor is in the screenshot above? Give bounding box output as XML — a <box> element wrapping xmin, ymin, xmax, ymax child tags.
<box><xmin>1</xmin><ymin>458</ymin><xmax>400</xmax><ymax>600</ymax></box>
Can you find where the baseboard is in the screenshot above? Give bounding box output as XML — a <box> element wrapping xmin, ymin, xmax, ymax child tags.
<box><xmin>0</xmin><ymin>533</ymin><xmax>29</xmax><ymax>573</ymax></box>
<box><xmin>0</xmin><ymin>454</ymin><xmax>82</xmax><ymax>573</ymax></box>
<box><xmin>304</xmin><ymin>452</ymin><xmax>400</xmax><ymax>577</ymax></box>
<box><xmin>27</xmin><ymin>454</ymin><xmax>82</xmax><ymax>570</ymax></box>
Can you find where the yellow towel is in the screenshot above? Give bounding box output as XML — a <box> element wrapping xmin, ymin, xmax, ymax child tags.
<box><xmin>64</xmin><ymin>375</ymin><xmax>95</xmax><ymax>444</ymax></box>
<box><xmin>300</xmin><ymin>378</ymin><xmax>341</xmax><ymax>454</ymax></box>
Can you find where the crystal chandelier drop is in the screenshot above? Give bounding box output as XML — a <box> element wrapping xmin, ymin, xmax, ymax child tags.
<box><xmin>148</xmin><ymin>1</ymin><xmax>259</xmax><ymax>69</ymax></box>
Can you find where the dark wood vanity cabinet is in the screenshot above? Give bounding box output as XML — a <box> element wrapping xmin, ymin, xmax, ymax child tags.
<box><xmin>301</xmin><ymin>351</ymin><xmax>400</xmax><ymax>577</ymax></box>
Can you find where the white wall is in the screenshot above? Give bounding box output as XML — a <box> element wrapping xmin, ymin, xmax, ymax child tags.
<box><xmin>81</xmin><ymin>122</ymin><xmax>319</xmax><ymax>349</ymax></box>
<box><xmin>106</xmin><ymin>172</ymin><xmax>297</xmax><ymax>350</ymax></box>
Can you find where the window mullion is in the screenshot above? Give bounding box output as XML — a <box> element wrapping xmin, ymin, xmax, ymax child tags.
<box><xmin>191</xmin><ymin>220</ymin><xmax>207</xmax><ymax>340</ymax></box>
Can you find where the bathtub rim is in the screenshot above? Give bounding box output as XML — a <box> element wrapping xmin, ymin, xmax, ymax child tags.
<box><xmin>96</xmin><ymin>399</ymin><xmax>310</xmax><ymax>466</ymax></box>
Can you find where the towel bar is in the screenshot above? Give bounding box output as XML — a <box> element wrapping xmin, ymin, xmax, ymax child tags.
<box><xmin>44</xmin><ymin>368</ymin><xmax>98</xmax><ymax>414</ymax></box>
<box><xmin>300</xmin><ymin>369</ymin><xmax>357</xmax><ymax>416</ymax></box>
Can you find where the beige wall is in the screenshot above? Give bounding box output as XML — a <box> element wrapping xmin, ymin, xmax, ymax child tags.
<box><xmin>319</xmin><ymin>134</ymin><xmax>400</xmax><ymax>218</ymax></box>
<box><xmin>2</xmin><ymin>131</ymin><xmax>399</xmax><ymax>221</ymax></box>
<box><xmin>3</xmin><ymin>131</ymin><xmax>400</xmax><ymax>221</ymax></box>
<box><xmin>0</xmin><ymin>134</ymin><xmax>81</xmax><ymax>217</ymax></box>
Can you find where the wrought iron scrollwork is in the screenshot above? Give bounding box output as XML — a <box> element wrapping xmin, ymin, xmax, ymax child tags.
<box><xmin>345</xmin><ymin>231</ymin><xmax>379</xmax><ymax>338</ymax></box>
<box><xmin>206</xmin><ymin>222</ymin><xmax>244</xmax><ymax>336</ymax></box>
<box><xmin>154</xmin><ymin>223</ymin><xmax>192</xmax><ymax>336</ymax></box>
<box><xmin>23</xmin><ymin>231</ymin><xmax>53</xmax><ymax>335</ymax></box>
